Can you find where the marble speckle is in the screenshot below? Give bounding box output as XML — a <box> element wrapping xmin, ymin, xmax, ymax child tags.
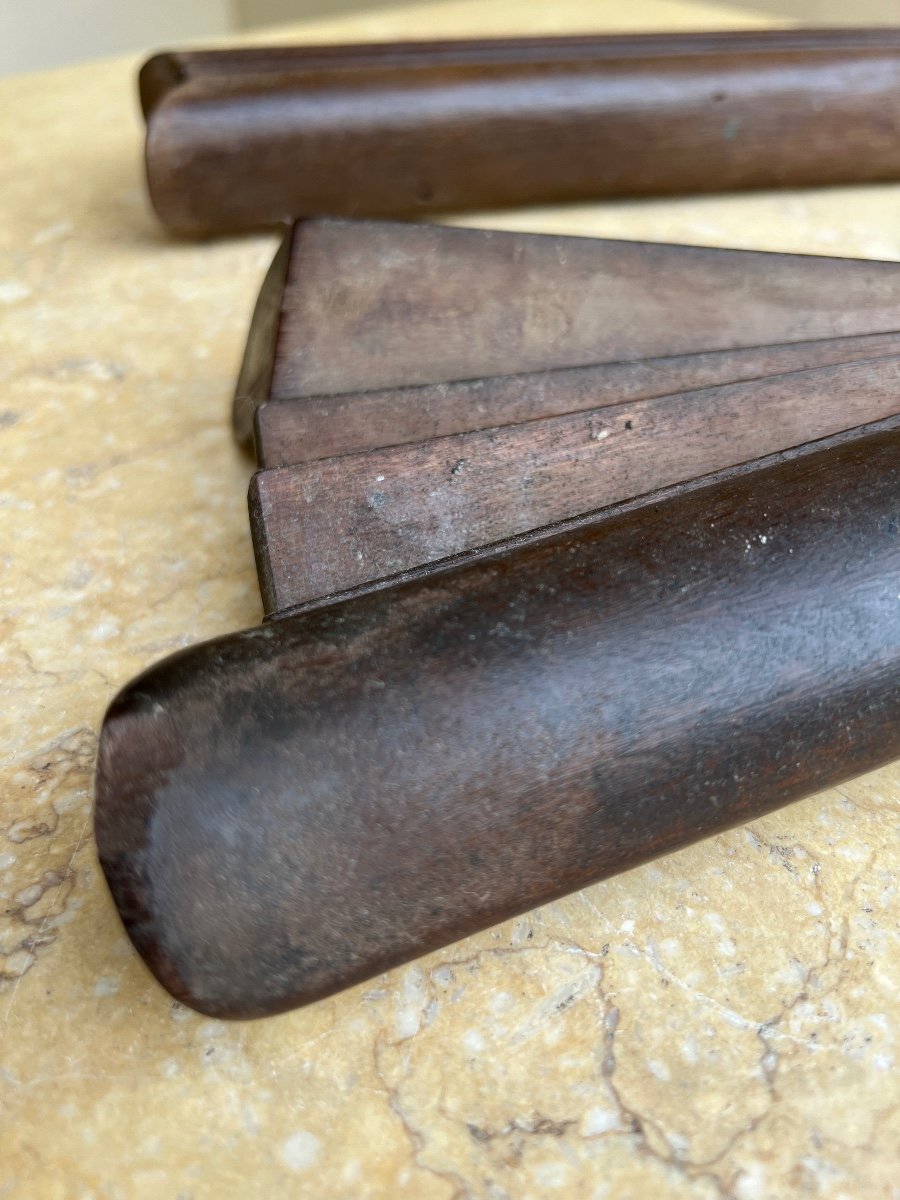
<box><xmin>463</xmin><ymin>1029</ymin><xmax>486</xmax><ymax>1055</ymax></box>
<box><xmin>581</xmin><ymin>1106</ymin><xmax>620</xmax><ymax>1137</ymax></box>
<box><xmin>280</xmin><ymin>1131</ymin><xmax>322</xmax><ymax>1173</ymax></box>
<box><xmin>0</xmin><ymin>281</ymin><xmax>31</xmax><ymax>303</ymax></box>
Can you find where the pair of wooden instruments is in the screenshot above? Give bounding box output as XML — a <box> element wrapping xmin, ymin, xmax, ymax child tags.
<box><xmin>96</xmin><ymin>215</ymin><xmax>900</xmax><ymax>1018</ymax></box>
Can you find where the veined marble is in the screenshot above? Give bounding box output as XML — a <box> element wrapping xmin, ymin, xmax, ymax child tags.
<box><xmin>1</xmin><ymin>1</ymin><xmax>898</xmax><ymax>1196</ymax></box>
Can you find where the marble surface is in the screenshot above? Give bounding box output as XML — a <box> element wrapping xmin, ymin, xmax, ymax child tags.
<box><xmin>1</xmin><ymin>1</ymin><xmax>899</xmax><ymax>1196</ymax></box>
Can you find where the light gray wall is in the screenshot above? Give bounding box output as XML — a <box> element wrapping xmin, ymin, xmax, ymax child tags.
<box><xmin>714</xmin><ymin>0</ymin><xmax>900</xmax><ymax>19</ymax></box>
<box><xmin>5</xmin><ymin>0</ymin><xmax>899</xmax><ymax>80</ymax></box>
<box><xmin>0</xmin><ymin>0</ymin><xmax>406</xmax><ymax>78</ymax></box>
<box><xmin>232</xmin><ymin>0</ymin><xmax>403</xmax><ymax>26</ymax></box>
<box><xmin>0</xmin><ymin>0</ymin><xmax>233</xmax><ymax>77</ymax></box>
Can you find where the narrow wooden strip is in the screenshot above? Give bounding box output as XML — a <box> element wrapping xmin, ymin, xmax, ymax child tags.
<box><xmin>251</xmin><ymin>357</ymin><xmax>900</xmax><ymax>613</ymax></box>
<box><xmin>267</xmin><ymin>414</ymin><xmax>900</xmax><ymax>621</ymax></box>
<box><xmin>254</xmin><ymin>332</ymin><xmax>900</xmax><ymax>467</ymax></box>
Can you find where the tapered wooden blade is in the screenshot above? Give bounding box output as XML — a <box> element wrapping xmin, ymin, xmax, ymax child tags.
<box><xmin>254</xmin><ymin>332</ymin><xmax>900</xmax><ymax>467</ymax></box>
<box><xmin>250</xmin><ymin>358</ymin><xmax>900</xmax><ymax>615</ymax></box>
<box><xmin>234</xmin><ymin>218</ymin><xmax>900</xmax><ymax>445</ymax></box>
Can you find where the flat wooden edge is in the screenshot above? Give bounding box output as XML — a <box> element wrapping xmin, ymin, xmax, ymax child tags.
<box><xmin>248</xmin><ymin>471</ymin><xmax>281</xmax><ymax>615</ymax></box>
<box><xmin>233</xmin><ymin>225</ymin><xmax>296</xmax><ymax>446</ymax></box>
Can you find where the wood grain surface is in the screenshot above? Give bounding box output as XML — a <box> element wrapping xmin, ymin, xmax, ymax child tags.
<box><xmin>143</xmin><ymin>29</ymin><xmax>900</xmax><ymax>235</ymax></box>
<box><xmin>95</xmin><ymin>424</ymin><xmax>900</xmax><ymax>1018</ymax></box>
<box><xmin>233</xmin><ymin>219</ymin><xmax>900</xmax><ymax>443</ymax></box>
<box><xmin>140</xmin><ymin>28</ymin><xmax>900</xmax><ymax>117</ymax></box>
<box><xmin>255</xmin><ymin>331</ymin><xmax>900</xmax><ymax>466</ymax></box>
<box><xmin>251</xmin><ymin>357</ymin><xmax>900</xmax><ymax>613</ymax></box>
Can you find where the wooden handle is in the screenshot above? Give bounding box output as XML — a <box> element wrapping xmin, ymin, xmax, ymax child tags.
<box><xmin>143</xmin><ymin>29</ymin><xmax>900</xmax><ymax>235</ymax></box>
<box><xmin>95</xmin><ymin>426</ymin><xmax>900</xmax><ymax>1018</ymax></box>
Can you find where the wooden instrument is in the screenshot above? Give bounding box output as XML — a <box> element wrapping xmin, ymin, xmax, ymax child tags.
<box><xmin>141</xmin><ymin>29</ymin><xmax>900</xmax><ymax>235</ymax></box>
<box><xmin>95</xmin><ymin>218</ymin><xmax>900</xmax><ymax>1018</ymax></box>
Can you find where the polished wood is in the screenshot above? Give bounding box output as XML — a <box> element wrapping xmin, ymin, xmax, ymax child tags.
<box><xmin>145</xmin><ymin>30</ymin><xmax>847</xmax><ymax>116</ymax></box>
<box><xmin>251</xmin><ymin>357</ymin><xmax>900</xmax><ymax>613</ymax></box>
<box><xmin>95</xmin><ymin>423</ymin><xmax>900</xmax><ymax>1018</ymax></box>
<box><xmin>255</xmin><ymin>332</ymin><xmax>900</xmax><ymax>467</ymax></box>
<box><xmin>142</xmin><ymin>29</ymin><xmax>900</xmax><ymax>235</ymax></box>
<box><xmin>140</xmin><ymin>28</ymin><xmax>900</xmax><ymax>117</ymax></box>
<box><xmin>234</xmin><ymin>219</ymin><xmax>900</xmax><ymax>444</ymax></box>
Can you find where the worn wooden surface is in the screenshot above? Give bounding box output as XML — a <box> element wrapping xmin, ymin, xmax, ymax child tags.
<box><xmin>243</xmin><ymin>218</ymin><xmax>900</xmax><ymax>613</ymax></box>
<box><xmin>143</xmin><ymin>28</ymin><xmax>900</xmax><ymax>235</ymax></box>
<box><xmin>141</xmin><ymin>28</ymin><xmax>900</xmax><ymax>117</ymax></box>
<box><xmin>254</xmin><ymin>330</ymin><xmax>900</xmax><ymax>466</ymax></box>
<box><xmin>251</xmin><ymin>356</ymin><xmax>900</xmax><ymax>612</ymax></box>
<box><xmin>233</xmin><ymin>218</ymin><xmax>900</xmax><ymax>442</ymax></box>
<box><xmin>96</xmin><ymin>425</ymin><xmax>900</xmax><ymax>1018</ymax></box>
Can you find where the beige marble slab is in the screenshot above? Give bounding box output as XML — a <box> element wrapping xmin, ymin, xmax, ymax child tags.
<box><xmin>1</xmin><ymin>1</ymin><xmax>898</xmax><ymax>1197</ymax></box>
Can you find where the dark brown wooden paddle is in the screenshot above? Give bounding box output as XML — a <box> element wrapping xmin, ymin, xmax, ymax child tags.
<box><xmin>95</xmin><ymin>420</ymin><xmax>900</xmax><ymax>1018</ymax></box>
